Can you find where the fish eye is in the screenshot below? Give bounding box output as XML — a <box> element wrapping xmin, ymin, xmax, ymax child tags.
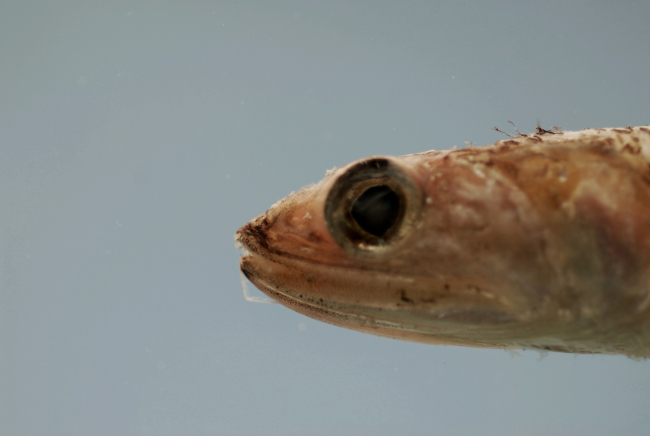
<box><xmin>325</xmin><ymin>158</ymin><xmax>423</xmax><ymax>256</ymax></box>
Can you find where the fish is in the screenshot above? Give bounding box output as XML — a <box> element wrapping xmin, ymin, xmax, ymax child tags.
<box><xmin>235</xmin><ymin>126</ymin><xmax>650</xmax><ymax>358</ymax></box>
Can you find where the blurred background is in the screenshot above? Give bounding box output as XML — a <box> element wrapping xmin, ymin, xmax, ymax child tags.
<box><xmin>1</xmin><ymin>1</ymin><xmax>649</xmax><ymax>435</ymax></box>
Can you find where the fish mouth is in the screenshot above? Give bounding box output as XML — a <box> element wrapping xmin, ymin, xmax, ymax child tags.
<box><xmin>239</xmin><ymin>254</ymin><xmax>335</xmax><ymax>313</ymax></box>
<box><xmin>236</xmin><ymin>219</ymin><xmax>325</xmax><ymax>307</ymax></box>
<box><xmin>235</xmin><ymin>218</ymin><xmax>519</xmax><ymax>345</ymax></box>
<box><xmin>235</xmin><ymin>222</ymin><xmax>270</xmax><ymax>290</ymax></box>
<box><xmin>238</xmin><ymin>247</ymin><xmax>506</xmax><ymax>348</ymax></box>
<box><xmin>238</xmin><ymin>239</ymin><xmax>380</xmax><ymax>332</ymax></box>
<box><xmin>236</xmin><ymin>219</ymin><xmax>411</xmax><ymax>331</ymax></box>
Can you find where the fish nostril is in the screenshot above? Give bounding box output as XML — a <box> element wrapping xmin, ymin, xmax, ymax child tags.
<box><xmin>351</xmin><ymin>185</ymin><xmax>400</xmax><ymax>237</ymax></box>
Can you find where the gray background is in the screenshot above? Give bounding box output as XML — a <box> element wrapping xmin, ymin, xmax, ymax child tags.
<box><xmin>1</xmin><ymin>1</ymin><xmax>649</xmax><ymax>435</ymax></box>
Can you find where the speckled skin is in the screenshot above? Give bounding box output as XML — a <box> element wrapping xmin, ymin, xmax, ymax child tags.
<box><xmin>236</xmin><ymin>126</ymin><xmax>650</xmax><ymax>357</ymax></box>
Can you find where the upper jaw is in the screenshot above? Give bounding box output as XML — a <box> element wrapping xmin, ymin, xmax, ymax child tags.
<box><xmin>235</xmin><ymin>213</ymin><xmax>275</xmax><ymax>259</ymax></box>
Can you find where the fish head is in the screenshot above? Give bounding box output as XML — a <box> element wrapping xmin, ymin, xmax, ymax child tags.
<box><xmin>236</xmin><ymin>152</ymin><xmax>553</xmax><ymax>347</ymax></box>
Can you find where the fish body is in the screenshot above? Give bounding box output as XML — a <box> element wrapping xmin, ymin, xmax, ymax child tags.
<box><xmin>236</xmin><ymin>126</ymin><xmax>650</xmax><ymax>357</ymax></box>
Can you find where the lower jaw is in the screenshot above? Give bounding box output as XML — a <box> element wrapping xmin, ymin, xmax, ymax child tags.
<box><xmin>238</xmin><ymin>253</ymin><xmax>534</xmax><ymax>349</ymax></box>
<box><xmin>240</xmin><ymin>255</ymin><xmax>354</xmax><ymax>320</ymax></box>
<box><xmin>239</xmin><ymin>255</ymin><xmax>480</xmax><ymax>346</ymax></box>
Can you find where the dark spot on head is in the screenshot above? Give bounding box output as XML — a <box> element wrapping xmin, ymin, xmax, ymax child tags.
<box><xmin>307</xmin><ymin>232</ymin><xmax>323</xmax><ymax>243</ymax></box>
<box><xmin>399</xmin><ymin>290</ymin><xmax>414</xmax><ymax>304</ymax></box>
<box><xmin>493</xmin><ymin>160</ymin><xmax>519</xmax><ymax>179</ymax></box>
<box><xmin>640</xmin><ymin>174</ymin><xmax>650</xmax><ymax>187</ymax></box>
<box><xmin>622</xmin><ymin>143</ymin><xmax>641</xmax><ymax>155</ymax></box>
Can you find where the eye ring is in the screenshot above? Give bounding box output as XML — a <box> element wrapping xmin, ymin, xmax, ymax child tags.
<box><xmin>324</xmin><ymin>157</ymin><xmax>423</xmax><ymax>257</ymax></box>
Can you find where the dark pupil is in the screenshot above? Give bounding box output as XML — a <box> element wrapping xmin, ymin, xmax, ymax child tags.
<box><xmin>351</xmin><ymin>185</ymin><xmax>400</xmax><ymax>237</ymax></box>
